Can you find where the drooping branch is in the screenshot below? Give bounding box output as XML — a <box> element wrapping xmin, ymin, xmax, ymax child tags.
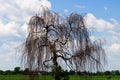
<box><xmin>22</xmin><ymin>7</ymin><xmax>106</xmax><ymax>75</ymax></box>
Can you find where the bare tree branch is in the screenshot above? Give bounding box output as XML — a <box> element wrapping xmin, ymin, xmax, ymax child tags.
<box><xmin>21</xmin><ymin>7</ymin><xmax>106</xmax><ymax>80</ymax></box>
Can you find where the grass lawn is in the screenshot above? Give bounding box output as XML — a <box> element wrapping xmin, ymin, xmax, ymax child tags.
<box><xmin>0</xmin><ymin>75</ymin><xmax>120</xmax><ymax>80</ymax></box>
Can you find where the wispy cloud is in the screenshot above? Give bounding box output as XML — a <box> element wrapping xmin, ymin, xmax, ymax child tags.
<box><xmin>74</xmin><ymin>5</ymin><xmax>86</xmax><ymax>9</ymax></box>
<box><xmin>64</xmin><ymin>9</ymin><xmax>68</xmax><ymax>13</ymax></box>
<box><xmin>84</xmin><ymin>13</ymin><xmax>119</xmax><ymax>32</ymax></box>
<box><xmin>104</xmin><ymin>6</ymin><xmax>108</xmax><ymax>11</ymax></box>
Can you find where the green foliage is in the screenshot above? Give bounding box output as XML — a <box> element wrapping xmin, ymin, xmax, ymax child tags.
<box><xmin>111</xmin><ymin>70</ymin><xmax>120</xmax><ymax>75</ymax></box>
<box><xmin>5</xmin><ymin>70</ymin><xmax>13</xmax><ymax>75</ymax></box>
<box><xmin>14</xmin><ymin>67</ymin><xmax>20</xmax><ymax>74</ymax></box>
<box><xmin>69</xmin><ymin>70</ymin><xmax>75</xmax><ymax>75</ymax></box>
<box><xmin>22</xmin><ymin>68</ymin><xmax>29</xmax><ymax>75</ymax></box>
<box><xmin>0</xmin><ymin>66</ymin><xmax>120</xmax><ymax>79</ymax></box>
<box><xmin>1</xmin><ymin>75</ymin><xmax>120</xmax><ymax>80</ymax></box>
<box><xmin>104</xmin><ymin>71</ymin><xmax>111</xmax><ymax>75</ymax></box>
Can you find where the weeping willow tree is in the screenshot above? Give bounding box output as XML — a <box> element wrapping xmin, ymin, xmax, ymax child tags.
<box><xmin>22</xmin><ymin>7</ymin><xmax>106</xmax><ymax>80</ymax></box>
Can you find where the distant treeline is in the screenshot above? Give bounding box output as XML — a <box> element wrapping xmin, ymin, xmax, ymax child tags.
<box><xmin>0</xmin><ymin>67</ymin><xmax>29</xmax><ymax>75</ymax></box>
<box><xmin>0</xmin><ymin>67</ymin><xmax>120</xmax><ymax>76</ymax></box>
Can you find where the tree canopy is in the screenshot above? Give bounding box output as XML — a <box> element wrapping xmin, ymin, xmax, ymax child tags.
<box><xmin>22</xmin><ymin>7</ymin><xmax>106</xmax><ymax>80</ymax></box>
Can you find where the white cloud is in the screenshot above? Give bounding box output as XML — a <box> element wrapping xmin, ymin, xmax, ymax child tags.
<box><xmin>0</xmin><ymin>0</ymin><xmax>51</xmax><ymax>70</ymax></box>
<box><xmin>90</xmin><ymin>36</ymin><xmax>96</xmax><ymax>42</ymax></box>
<box><xmin>0</xmin><ymin>21</ymin><xmax>21</xmax><ymax>38</ymax></box>
<box><xmin>64</xmin><ymin>9</ymin><xmax>68</xmax><ymax>13</ymax></box>
<box><xmin>107</xmin><ymin>43</ymin><xmax>120</xmax><ymax>53</ymax></box>
<box><xmin>0</xmin><ymin>0</ymin><xmax>51</xmax><ymax>38</ymax></box>
<box><xmin>111</xmin><ymin>36</ymin><xmax>119</xmax><ymax>43</ymax></box>
<box><xmin>0</xmin><ymin>53</ymin><xmax>20</xmax><ymax>70</ymax></box>
<box><xmin>0</xmin><ymin>41</ymin><xmax>22</xmax><ymax>70</ymax></box>
<box><xmin>39</xmin><ymin>0</ymin><xmax>51</xmax><ymax>9</ymax></box>
<box><xmin>21</xmin><ymin>23</ymin><xmax>28</xmax><ymax>37</ymax></box>
<box><xmin>108</xmin><ymin>30</ymin><xmax>118</xmax><ymax>35</ymax></box>
<box><xmin>105</xmin><ymin>43</ymin><xmax>120</xmax><ymax>70</ymax></box>
<box><xmin>84</xmin><ymin>13</ymin><xmax>120</xmax><ymax>71</ymax></box>
<box><xmin>107</xmin><ymin>30</ymin><xmax>120</xmax><ymax>43</ymax></box>
<box><xmin>106</xmin><ymin>55</ymin><xmax>120</xmax><ymax>70</ymax></box>
<box><xmin>0</xmin><ymin>0</ymin><xmax>51</xmax><ymax>23</ymax></box>
<box><xmin>84</xmin><ymin>13</ymin><xmax>119</xmax><ymax>32</ymax></box>
<box><xmin>74</xmin><ymin>5</ymin><xmax>86</xmax><ymax>9</ymax></box>
<box><xmin>110</xmin><ymin>18</ymin><xmax>120</xmax><ymax>27</ymax></box>
<box><xmin>104</xmin><ymin>6</ymin><xmax>108</xmax><ymax>11</ymax></box>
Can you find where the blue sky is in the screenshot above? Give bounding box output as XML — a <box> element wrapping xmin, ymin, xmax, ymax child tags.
<box><xmin>50</xmin><ymin>0</ymin><xmax>120</xmax><ymax>20</ymax></box>
<box><xmin>0</xmin><ymin>0</ymin><xmax>120</xmax><ymax>71</ymax></box>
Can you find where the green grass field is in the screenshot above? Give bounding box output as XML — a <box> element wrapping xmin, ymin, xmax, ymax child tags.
<box><xmin>0</xmin><ymin>75</ymin><xmax>120</xmax><ymax>80</ymax></box>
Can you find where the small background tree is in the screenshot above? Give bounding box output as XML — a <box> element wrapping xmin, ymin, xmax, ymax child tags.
<box><xmin>22</xmin><ymin>7</ymin><xmax>106</xmax><ymax>80</ymax></box>
<box><xmin>14</xmin><ymin>67</ymin><xmax>20</xmax><ymax>74</ymax></box>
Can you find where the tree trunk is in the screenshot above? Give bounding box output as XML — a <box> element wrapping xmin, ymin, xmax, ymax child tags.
<box><xmin>53</xmin><ymin>52</ymin><xmax>60</xmax><ymax>80</ymax></box>
<box><xmin>29</xmin><ymin>71</ymin><xmax>39</xmax><ymax>80</ymax></box>
<box><xmin>52</xmin><ymin>44</ymin><xmax>61</xmax><ymax>80</ymax></box>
